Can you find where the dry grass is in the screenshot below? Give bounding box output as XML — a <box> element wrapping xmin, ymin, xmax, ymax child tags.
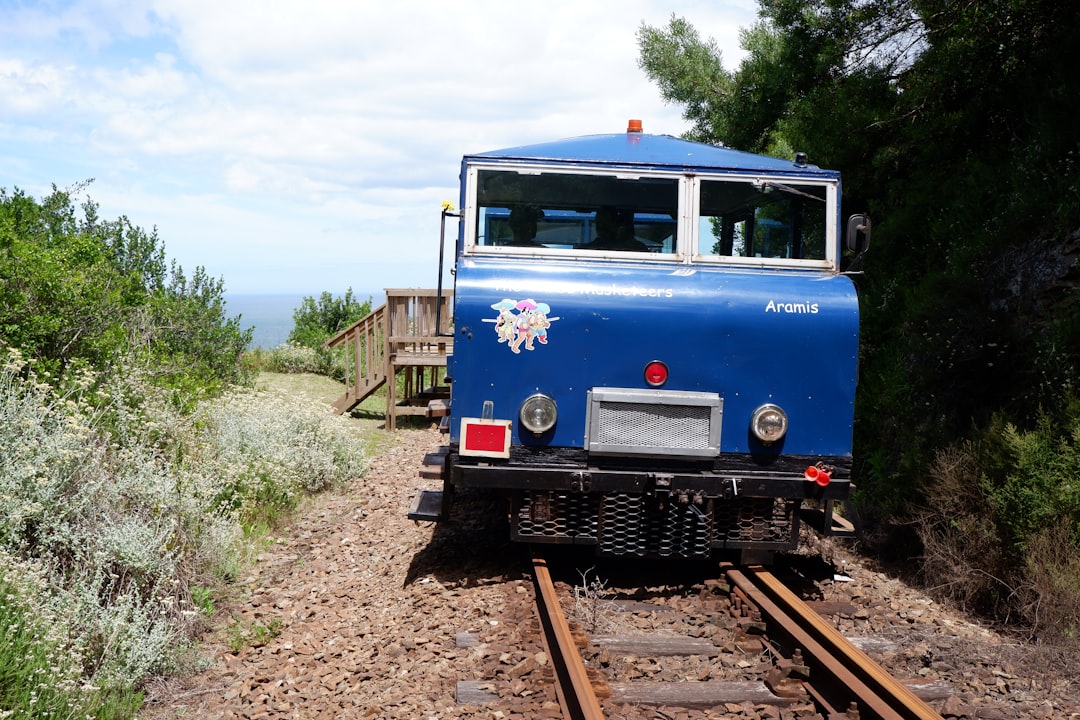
<box><xmin>253</xmin><ymin>372</ymin><xmax>398</xmax><ymax>457</ymax></box>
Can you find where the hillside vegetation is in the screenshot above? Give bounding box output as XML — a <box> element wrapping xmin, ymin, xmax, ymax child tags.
<box><xmin>0</xmin><ymin>186</ymin><xmax>368</xmax><ymax>718</ymax></box>
<box><xmin>639</xmin><ymin>0</ymin><xmax>1080</xmax><ymax>639</ymax></box>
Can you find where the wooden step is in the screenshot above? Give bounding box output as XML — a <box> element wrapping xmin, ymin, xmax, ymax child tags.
<box><xmin>419</xmin><ymin>447</ymin><xmax>449</xmax><ymax>480</ymax></box>
<box><xmin>426</xmin><ymin>398</ymin><xmax>450</xmax><ymax>417</ymax></box>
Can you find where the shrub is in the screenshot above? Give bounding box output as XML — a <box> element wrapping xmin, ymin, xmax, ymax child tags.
<box><xmin>914</xmin><ymin>444</ymin><xmax>1009</xmax><ymax>615</ymax></box>
<box><xmin>0</xmin><ymin>553</ymin><xmax>90</xmax><ymax>718</ymax></box>
<box><xmin>987</xmin><ymin>416</ymin><xmax>1080</xmax><ymax>553</ymax></box>
<box><xmin>289</xmin><ymin>289</ymin><xmax>371</xmax><ymax>349</ymax></box>
<box><xmin>266</xmin><ymin>343</ymin><xmax>322</xmax><ymax>374</ymax></box>
<box><xmin>1024</xmin><ymin>521</ymin><xmax>1080</xmax><ymax>640</ymax></box>
<box><xmin>0</xmin><ymin>184</ymin><xmax>252</xmax><ymax>406</ymax></box>
<box><xmin>243</xmin><ymin>343</ymin><xmax>350</xmax><ymax>382</ymax></box>
<box><xmin>915</xmin><ymin>412</ymin><xmax>1080</xmax><ymax>643</ymax></box>
<box><xmin>191</xmin><ymin>387</ymin><xmax>367</xmax><ymax>529</ymax></box>
<box><xmin>0</xmin><ymin>346</ymin><xmax>367</xmax><ymax>708</ymax></box>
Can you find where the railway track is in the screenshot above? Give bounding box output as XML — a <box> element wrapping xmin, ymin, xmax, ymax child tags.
<box><xmin>723</xmin><ymin>563</ymin><xmax>946</xmax><ymax>720</ymax></box>
<box><xmin>532</xmin><ymin>551</ymin><xmax>605</xmax><ymax>720</ymax></box>
<box><xmin>530</xmin><ymin>550</ymin><xmax>948</xmax><ymax>720</ymax></box>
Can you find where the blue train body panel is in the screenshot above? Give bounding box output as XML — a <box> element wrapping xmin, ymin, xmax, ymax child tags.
<box><xmin>450</xmin><ymin>257</ymin><xmax>858</xmax><ymax>457</ymax></box>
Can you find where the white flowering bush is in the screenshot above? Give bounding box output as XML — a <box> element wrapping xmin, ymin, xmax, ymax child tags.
<box><xmin>0</xmin><ymin>347</ymin><xmax>367</xmax><ymax>714</ymax></box>
<box><xmin>0</xmin><ymin>551</ymin><xmax>88</xmax><ymax>718</ymax></box>
<box><xmin>266</xmin><ymin>342</ymin><xmax>322</xmax><ymax>374</ymax></box>
<box><xmin>190</xmin><ymin>387</ymin><xmax>367</xmax><ymax>526</ymax></box>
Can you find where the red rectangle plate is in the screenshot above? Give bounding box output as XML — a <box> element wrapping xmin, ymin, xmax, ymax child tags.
<box><xmin>460</xmin><ymin>418</ymin><xmax>512</xmax><ymax>459</ymax></box>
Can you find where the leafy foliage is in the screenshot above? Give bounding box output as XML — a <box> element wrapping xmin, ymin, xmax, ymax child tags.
<box><xmin>987</xmin><ymin>416</ymin><xmax>1080</xmax><ymax>554</ymax></box>
<box><xmin>289</xmin><ymin>288</ymin><xmax>371</xmax><ymax>349</ymax></box>
<box><xmin>0</xmin><ymin>183</ymin><xmax>252</xmax><ymax>399</ymax></box>
<box><xmin>258</xmin><ymin>288</ymin><xmax>375</xmax><ymax>382</ymax></box>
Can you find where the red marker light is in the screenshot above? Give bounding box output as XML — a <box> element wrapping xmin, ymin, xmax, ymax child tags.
<box><xmin>627</xmin><ymin>118</ymin><xmax>643</xmax><ymax>133</ymax></box>
<box><xmin>804</xmin><ymin>465</ymin><xmax>831</xmax><ymax>487</ymax></box>
<box><xmin>644</xmin><ymin>360</ymin><xmax>668</xmax><ymax>386</ymax></box>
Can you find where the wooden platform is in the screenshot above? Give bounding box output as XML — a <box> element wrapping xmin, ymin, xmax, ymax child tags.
<box><xmin>324</xmin><ymin>288</ymin><xmax>452</xmax><ymax>429</ymax></box>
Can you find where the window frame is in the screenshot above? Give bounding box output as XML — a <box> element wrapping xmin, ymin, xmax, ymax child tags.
<box><xmin>462</xmin><ymin>162</ymin><xmax>840</xmax><ymax>271</ymax></box>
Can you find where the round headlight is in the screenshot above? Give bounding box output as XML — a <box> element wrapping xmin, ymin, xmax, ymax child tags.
<box><xmin>750</xmin><ymin>404</ymin><xmax>788</xmax><ymax>444</ymax></box>
<box><xmin>520</xmin><ymin>394</ymin><xmax>558</xmax><ymax>434</ymax></box>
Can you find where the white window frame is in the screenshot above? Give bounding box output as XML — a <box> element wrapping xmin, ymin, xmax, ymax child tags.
<box><xmin>688</xmin><ymin>174</ymin><xmax>838</xmax><ymax>271</ymax></box>
<box><xmin>462</xmin><ymin>163</ymin><xmax>839</xmax><ymax>271</ymax></box>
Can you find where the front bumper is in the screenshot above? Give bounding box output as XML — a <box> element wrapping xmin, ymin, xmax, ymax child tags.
<box><xmin>447</xmin><ymin>451</ymin><xmax>850</xmax><ymax>557</ymax></box>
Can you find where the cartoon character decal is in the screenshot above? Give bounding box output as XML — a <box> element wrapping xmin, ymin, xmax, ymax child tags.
<box><xmin>485</xmin><ymin>299</ymin><xmax>558</xmax><ymax>353</ymax></box>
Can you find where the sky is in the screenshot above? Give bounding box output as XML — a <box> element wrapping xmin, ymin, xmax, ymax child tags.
<box><xmin>0</xmin><ymin>0</ymin><xmax>758</xmax><ymax>297</ymax></box>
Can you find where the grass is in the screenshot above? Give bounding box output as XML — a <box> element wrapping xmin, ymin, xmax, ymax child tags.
<box><xmin>253</xmin><ymin>371</ymin><xmax>346</xmax><ymax>407</ymax></box>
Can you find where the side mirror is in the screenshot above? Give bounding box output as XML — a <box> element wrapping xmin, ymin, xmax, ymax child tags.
<box><xmin>845</xmin><ymin>214</ymin><xmax>871</xmax><ymax>254</ymax></box>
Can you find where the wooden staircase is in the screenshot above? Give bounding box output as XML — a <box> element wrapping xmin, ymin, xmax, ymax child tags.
<box><xmin>324</xmin><ymin>289</ymin><xmax>452</xmax><ymax>429</ymax></box>
<box><xmin>323</xmin><ymin>301</ymin><xmax>389</xmax><ymax>414</ymax></box>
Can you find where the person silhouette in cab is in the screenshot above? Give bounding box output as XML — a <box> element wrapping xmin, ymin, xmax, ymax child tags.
<box><xmin>507</xmin><ymin>205</ymin><xmax>544</xmax><ymax>246</ymax></box>
<box><xmin>583</xmin><ymin>206</ymin><xmax>647</xmax><ymax>251</ymax></box>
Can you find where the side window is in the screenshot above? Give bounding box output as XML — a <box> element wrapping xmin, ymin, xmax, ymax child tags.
<box><xmin>698</xmin><ymin>179</ymin><xmax>828</xmax><ymax>260</ymax></box>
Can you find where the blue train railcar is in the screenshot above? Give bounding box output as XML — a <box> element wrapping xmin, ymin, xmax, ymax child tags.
<box><xmin>413</xmin><ymin>120</ymin><xmax>870</xmax><ymax>561</ymax></box>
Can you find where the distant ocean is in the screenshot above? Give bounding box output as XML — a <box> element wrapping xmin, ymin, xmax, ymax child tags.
<box><xmin>225</xmin><ymin>294</ymin><xmax>306</xmax><ymax>349</ymax></box>
<box><xmin>225</xmin><ymin>290</ymin><xmax>384</xmax><ymax>350</ymax></box>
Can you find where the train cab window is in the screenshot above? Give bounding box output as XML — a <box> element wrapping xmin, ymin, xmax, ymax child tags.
<box><xmin>473</xmin><ymin>169</ymin><xmax>679</xmax><ymax>255</ymax></box>
<box><xmin>697</xmin><ymin>178</ymin><xmax>828</xmax><ymax>261</ymax></box>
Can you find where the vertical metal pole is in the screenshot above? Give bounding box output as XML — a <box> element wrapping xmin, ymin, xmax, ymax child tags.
<box><xmin>435</xmin><ymin>209</ymin><xmax>458</xmax><ymax>338</ymax></box>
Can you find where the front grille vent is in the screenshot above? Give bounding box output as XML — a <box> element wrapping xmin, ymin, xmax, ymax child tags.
<box><xmin>598</xmin><ymin>494</ymin><xmax>713</xmax><ymax>557</ymax></box>
<box><xmin>586</xmin><ymin>388</ymin><xmax>722</xmax><ymax>458</ymax></box>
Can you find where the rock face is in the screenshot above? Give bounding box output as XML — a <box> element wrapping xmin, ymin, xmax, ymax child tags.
<box><xmin>143</xmin><ymin>424</ymin><xmax>1080</xmax><ymax>720</ymax></box>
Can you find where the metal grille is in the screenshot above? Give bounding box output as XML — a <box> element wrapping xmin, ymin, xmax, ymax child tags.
<box><xmin>714</xmin><ymin>497</ymin><xmax>798</xmax><ymax>545</ymax></box>
<box><xmin>594</xmin><ymin>402</ymin><xmax>712</xmax><ymax>449</ymax></box>
<box><xmin>587</xmin><ymin>388</ymin><xmax>722</xmax><ymax>457</ymax></box>
<box><xmin>513</xmin><ymin>492</ymin><xmax>599</xmax><ymax>541</ymax></box>
<box><xmin>598</xmin><ymin>494</ymin><xmax>713</xmax><ymax>557</ymax></box>
<box><xmin>512</xmin><ymin>491</ymin><xmax>798</xmax><ymax>556</ymax></box>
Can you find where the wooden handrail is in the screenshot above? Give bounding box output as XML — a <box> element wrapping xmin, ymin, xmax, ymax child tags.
<box><xmin>321</xmin><ymin>289</ymin><xmax>453</xmax><ymax>420</ymax></box>
<box><xmin>323</xmin><ymin>301</ymin><xmax>387</xmax><ymax>349</ymax></box>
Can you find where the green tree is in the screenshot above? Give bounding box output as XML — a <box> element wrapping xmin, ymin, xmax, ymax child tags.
<box><xmin>288</xmin><ymin>289</ymin><xmax>371</xmax><ymax>348</ymax></box>
<box><xmin>0</xmin><ymin>183</ymin><xmax>251</xmax><ymax>401</ymax></box>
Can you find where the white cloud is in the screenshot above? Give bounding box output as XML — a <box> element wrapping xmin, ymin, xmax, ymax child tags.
<box><xmin>0</xmin><ymin>0</ymin><xmax>757</xmax><ymax>294</ymax></box>
<box><xmin>0</xmin><ymin>59</ymin><xmax>75</xmax><ymax>116</ymax></box>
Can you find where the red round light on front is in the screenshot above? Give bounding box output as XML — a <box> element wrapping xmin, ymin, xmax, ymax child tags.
<box><xmin>644</xmin><ymin>360</ymin><xmax>668</xmax><ymax>387</ymax></box>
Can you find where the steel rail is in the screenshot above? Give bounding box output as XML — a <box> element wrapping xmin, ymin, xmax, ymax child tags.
<box><xmin>531</xmin><ymin>550</ymin><xmax>606</xmax><ymax>720</ymax></box>
<box><xmin>724</xmin><ymin>563</ymin><xmax>946</xmax><ymax>720</ymax></box>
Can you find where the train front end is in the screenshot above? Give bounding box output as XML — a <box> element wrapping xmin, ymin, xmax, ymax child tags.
<box><xmin>421</xmin><ymin>123</ymin><xmax>866</xmax><ymax>560</ymax></box>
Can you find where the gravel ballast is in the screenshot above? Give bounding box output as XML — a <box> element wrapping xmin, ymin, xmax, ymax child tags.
<box><xmin>144</xmin><ymin>425</ymin><xmax>1080</xmax><ymax>720</ymax></box>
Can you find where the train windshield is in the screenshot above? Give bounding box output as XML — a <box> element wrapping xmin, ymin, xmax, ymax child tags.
<box><xmin>466</xmin><ymin>166</ymin><xmax>835</xmax><ymax>266</ymax></box>
<box><xmin>473</xmin><ymin>168</ymin><xmax>679</xmax><ymax>255</ymax></box>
